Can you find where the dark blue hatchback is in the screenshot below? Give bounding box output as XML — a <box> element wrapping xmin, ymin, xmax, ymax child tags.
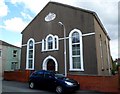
<box><xmin>29</xmin><ymin>70</ymin><xmax>80</xmax><ymax>94</ymax></box>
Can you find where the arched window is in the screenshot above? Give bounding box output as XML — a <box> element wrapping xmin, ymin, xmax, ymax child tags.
<box><xmin>42</xmin><ymin>34</ymin><xmax>59</xmax><ymax>51</ymax></box>
<box><xmin>69</xmin><ymin>29</ymin><xmax>84</xmax><ymax>71</ymax></box>
<box><xmin>54</xmin><ymin>35</ymin><xmax>59</xmax><ymax>50</ymax></box>
<box><xmin>48</xmin><ymin>36</ymin><xmax>53</xmax><ymax>49</ymax></box>
<box><xmin>26</xmin><ymin>38</ymin><xmax>35</xmax><ymax>70</ymax></box>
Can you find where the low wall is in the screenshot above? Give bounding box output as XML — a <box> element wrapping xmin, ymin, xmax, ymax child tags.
<box><xmin>4</xmin><ymin>70</ymin><xmax>31</xmax><ymax>82</ymax></box>
<box><xmin>4</xmin><ymin>70</ymin><xmax>120</xmax><ymax>93</ymax></box>
<box><xmin>68</xmin><ymin>74</ymin><xmax>119</xmax><ymax>93</ymax></box>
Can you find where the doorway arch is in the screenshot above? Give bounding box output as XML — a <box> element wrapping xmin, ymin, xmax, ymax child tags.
<box><xmin>47</xmin><ymin>59</ymin><xmax>55</xmax><ymax>71</ymax></box>
<box><xmin>42</xmin><ymin>55</ymin><xmax>58</xmax><ymax>71</ymax></box>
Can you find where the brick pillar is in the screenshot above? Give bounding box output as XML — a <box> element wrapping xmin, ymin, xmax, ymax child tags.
<box><xmin>25</xmin><ymin>70</ymin><xmax>31</xmax><ymax>82</ymax></box>
<box><xmin>25</xmin><ymin>70</ymin><xmax>34</xmax><ymax>82</ymax></box>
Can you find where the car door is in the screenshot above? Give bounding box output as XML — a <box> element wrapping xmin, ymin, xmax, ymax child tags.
<box><xmin>35</xmin><ymin>71</ymin><xmax>45</xmax><ymax>88</ymax></box>
<box><xmin>44</xmin><ymin>72</ymin><xmax>56</xmax><ymax>89</ymax></box>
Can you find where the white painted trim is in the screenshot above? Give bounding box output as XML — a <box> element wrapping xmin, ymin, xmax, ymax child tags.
<box><xmin>59</xmin><ymin>37</ymin><xmax>69</xmax><ymax>40</ymax></box>
<box><xmin>82</xmin><ymin>32</ymin><xmax>95</xmax><ymax>37</ymax></box>
<box><xmin>42</xmin><ymin>55</ymin><xmax>58</xmax><ymax>71</ymax></box>
<box><xmin>35</xmin><ymin>41</ymin><xmax>42</xmax><ymax>44</ymax></box>
<box><xmin>22</xmin><ymin>44</ymin><xmax>27</xmax><ymax>46</ymax></box>
<box><xmin>26</xmin><ymin>38</ymin><xmax>35</xmax><ymax>70</ymax></box>
<box><xmin>69</xmin><ymin>29</ymin><xmax>84</xmax><ymax>71</ymax></box>
<box><xmin>22</xmin><ymin>32</ymin><xmax>95</xmax><ymax>47</ymax></box>
<box><xmin>42</xmin><ymin>39</ymin><xmax>44</xmax><ymax>51</ymax></box>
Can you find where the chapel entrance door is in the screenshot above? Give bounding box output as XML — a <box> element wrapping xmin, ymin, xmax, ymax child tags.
<box><xmin>47</xmin><ymin>59</ymin><xmax>55</xmax><ymax>72</ymax></box>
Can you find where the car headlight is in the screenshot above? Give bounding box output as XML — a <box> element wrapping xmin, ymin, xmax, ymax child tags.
<box><xmin>65</xmin><ymin>81</ymin><xmax>73</xmax><ymax>86</ymax></box>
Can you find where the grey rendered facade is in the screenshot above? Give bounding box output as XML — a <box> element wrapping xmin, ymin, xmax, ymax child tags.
<box><xmin>0</xmin><ymin>40</ymin><xmax>21</xmax><ymax>76</ymax></box>
<box><xmin>21</xmin><ymin>2</ymin><xmax>112</xmax><ymax>76</ymax></box>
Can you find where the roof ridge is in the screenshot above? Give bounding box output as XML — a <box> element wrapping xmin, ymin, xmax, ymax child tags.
<box><xmin>0</xmin><ymin>40</ymin><xmax>21</xmax><ymax>48</ymax></box>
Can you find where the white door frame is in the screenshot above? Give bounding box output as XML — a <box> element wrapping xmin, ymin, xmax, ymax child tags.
<box><xmin>42</xmin><ymin>55</ymin><xmax>58</xmax><ymax>71</ymax></box>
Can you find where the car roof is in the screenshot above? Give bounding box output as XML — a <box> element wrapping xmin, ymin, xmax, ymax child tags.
<box><xmin>36</xmin><ymin>70</ymin><xmax>55</xmax><ymax>74</ymax></box>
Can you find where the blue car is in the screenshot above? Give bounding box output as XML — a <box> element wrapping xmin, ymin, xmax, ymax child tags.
<box><xmin>29</xmin><ymin>70</ymin><xmax>80</xmax><ymax>94</ymax></box>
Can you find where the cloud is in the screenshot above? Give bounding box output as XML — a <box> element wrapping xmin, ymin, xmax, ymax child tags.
<box><xmin>106</xmin><ymin>24</ymin><xmax>118</xmax><ymax>40</ymax></box>
<box><xmin>110</xmin><ymin>39</ymin><xmax>118</xmax><ymax>60</ymax></box>
<box><xmin>1</xmin><ymin>17</ymin><xmax>27</xmax><ymax>32</ymax></box>
<box><xmin>21</xmin><ymin>12</ymin><xmax>32</xmax><ymax>20</ymax></box>
<box><xmin>0</xmin><ymin>0</ymin><xmax>8</xmax><ymax>17</ymax></box>
<box><xmin>9</xmin><ymin>0</ymin><xmax>50</xmax><ymax>14</ymax></box>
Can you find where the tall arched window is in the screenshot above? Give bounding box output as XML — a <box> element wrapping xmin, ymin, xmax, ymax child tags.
<box><xmin>26</xmin><ymin>38</ymin><xmax>35</xmax><ymax>70</ymax></box>
<box><xmin>48</xmin><ymin>36</ymin><xmax>53</xmax><ymax>49</ymax></box>
<box><xmin>69</xmin><ymin>29</ymin><xmax>84</xmax><ymax>71</ymax></box>
<box><xmin>54</xmin><ymin>35</ymin><xmax>59</xmax><ymax>50</ymax></box>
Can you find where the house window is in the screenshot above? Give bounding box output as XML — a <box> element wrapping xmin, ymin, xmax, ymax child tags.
<box><xmin>11</xmin><ymin>62</ymin><xmax>18</xmax><ymax>70</ymax></box>
<box><xmin>0</xmin><ymin>49</ymin><xmax>2</xmax><ymax>57</ymax></box>
<box><xmin>69</xmin><ymin>29</ymin><xmax>84</xmax><ymax>71</ymax></box>
<box><xmin>13</xmin><ymin>50</ymin><xmax>17</xmax><ymax>57</ymax></box>
<box><xmin>42</xmin><ymin>34</ymin><xmax>58</xmax><ymax>51</ymax></box>
<box><xmin>26</xmin><ymin>38</ymin><xmax>35</xmax><ymax>70</ymax></box>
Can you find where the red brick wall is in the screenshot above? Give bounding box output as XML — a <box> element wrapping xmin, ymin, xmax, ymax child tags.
<box><xmin>4</xmin><ymin>69</ymin><xmax>120</xmax><ymax>93</ymax></box>
<box><xmin>68</xmin><ymin>74</ymin><xmax>119</xmax><ymax>93</ymax></box>
<box><xmin>4</xmin><ymin>70</ymin><xmax>31</xmax><ymax>82</ymax></box>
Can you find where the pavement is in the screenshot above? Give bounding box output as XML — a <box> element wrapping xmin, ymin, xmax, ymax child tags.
<box><xmin>2</xmin><ymin>80</ymin><xmax>104</xmax><ymax>94</ymax></box>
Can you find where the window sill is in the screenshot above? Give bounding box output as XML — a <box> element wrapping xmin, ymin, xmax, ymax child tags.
<box><xmin>26</xmin><ymin>68</ymin><xmax>34</xmax><ymax>70</ymax></box>
<box><xmin>42</xmin><ymin>49</ymin><xmax>59</xmax><ymax>52</ymax></box>
<box><xmin>69</xmin><ymin>69</ymin><xmax>84</xmax><ymax>71</ymax></box>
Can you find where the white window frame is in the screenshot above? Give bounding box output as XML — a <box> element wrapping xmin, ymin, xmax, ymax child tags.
<box><xmin>0</xmin><ymin>49</ymin><xmax>2</xmax><ymax>58</ymax></box>
<box><xmin>42</xmin><ymin>34</ymin><xmax>59</xmax><ymax>51</ymax></box>
<box><xmin>47</xmin><ymin>35</ymin><xmax>54</xmax><ymax>50</ymax></box>
<box><xmin>26</xmin><ymin>38</ymin><xmax>35</xmax><ymax>70</ymax></box>
<box><xmin>54</xmin><ymin>35</ymin><xmax>59</xmax><ymax>50</ymax></box>
<box><xmin>69</xmin><ymin>29</ymin><xmax>84</xmax><ymax>71</ymax></box>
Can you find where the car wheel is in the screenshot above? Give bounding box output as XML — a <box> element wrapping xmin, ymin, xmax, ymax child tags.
<box><xmin>29</xmin><ymin>82</ymin><xmax>35</xmax><ymax>89</ymax></box>
<box><xmin>56</xmin><ymin>86</ymin><xmax>63</xmax><ymax>94</ymax></box>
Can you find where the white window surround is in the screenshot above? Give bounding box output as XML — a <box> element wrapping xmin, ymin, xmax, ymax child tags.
<box><xmin>47</xmin><ymin>34</ymin><xmax>54</xmax><ymax>50</ymax></box>
<box><xmin>42</xmin><ymin>55</ymin><xmax>58</xmax><ymax>71</ymax></box>
<box><xmin>0</xmin><ymin>49</ymin><xmax>2</xmax><ymax>58</ymax></box>
<box><xmin>42</xmin><ymin>34</ymin><xmax>59</xmax><ymax>51</ymax></box>
<box><xmin>54</xmin><ymin>35</ymin><xmax>59</xmax><ymax>49</ymax></box>
<box><xmin>26</xmin><ymin>38</ymin><xmax>35</xmax><ymax>70</ymax></box>
<box><xmin>69</xmin><ymin>29</ymin><xmax>84</xmax><ymax>71</ymax></box>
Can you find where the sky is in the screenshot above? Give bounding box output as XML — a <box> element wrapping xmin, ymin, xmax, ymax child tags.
<box><xmin>0</xmin><ymin>0</ymin><xmax>119</xmax><ymax>60</ymax></box>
